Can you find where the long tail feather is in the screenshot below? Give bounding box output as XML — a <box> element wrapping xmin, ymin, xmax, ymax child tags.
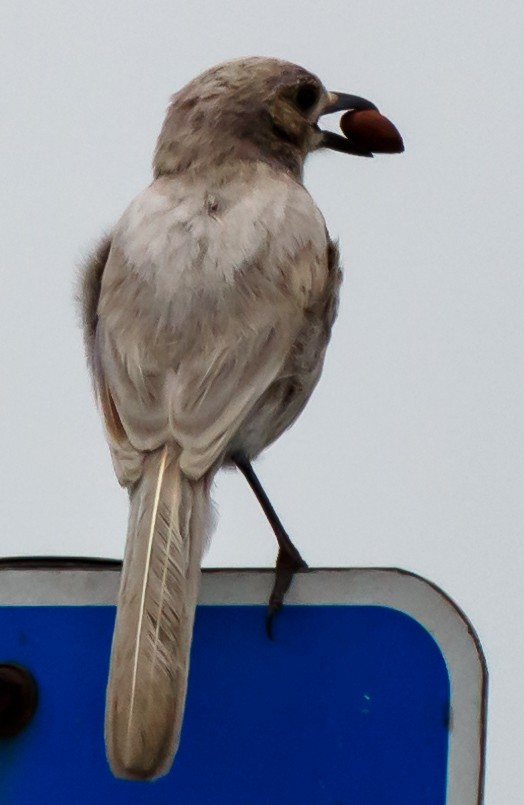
<box><xmin>105</xmin><ymin>445</ymin><xmax>209</xmax><ymax>780</ymax></box>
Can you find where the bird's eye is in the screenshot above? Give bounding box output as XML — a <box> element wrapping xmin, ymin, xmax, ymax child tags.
<box><xmin>295</xmin><ymin>84</ymin><xmax>319</xmax><ymax>113</ymax></box>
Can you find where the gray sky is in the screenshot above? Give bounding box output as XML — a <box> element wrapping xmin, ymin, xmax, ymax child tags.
<box><xmin>2</xmin><ymin>1</ymin><xmax>523</xmax><ymax>799</ymax></box>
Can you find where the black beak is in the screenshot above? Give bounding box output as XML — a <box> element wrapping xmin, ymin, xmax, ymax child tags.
<box><xmin>319</xmin><ymin>92</ymin><xmax>379</xmax><ymax>158</ymax></box>
<box><xmin>323</xmin><ymin>92</ymin><xmax>378</xmax><ymax>115</ymax></box>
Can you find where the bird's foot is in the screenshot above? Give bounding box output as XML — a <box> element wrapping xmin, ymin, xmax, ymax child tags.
<box><xmin>266</xmin><ymin>547</ymin><xmax>308</xmax><ymax>639</ymax></box>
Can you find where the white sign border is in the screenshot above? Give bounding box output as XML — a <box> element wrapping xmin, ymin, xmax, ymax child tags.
<box><xmin>0</xmin><ymin>562</ymin><xmax>486</xmax><ymax>804</ymax></box>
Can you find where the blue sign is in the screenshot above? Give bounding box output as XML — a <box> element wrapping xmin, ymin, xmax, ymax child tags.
<box><xmin>0</xmin><ymin>563</ymin><xmax>486</xmax><ymax>804</ymax></box>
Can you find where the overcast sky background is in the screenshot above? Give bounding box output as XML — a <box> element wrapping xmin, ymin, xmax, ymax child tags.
<box><xmin>1</xmin><ymin>1</ymin><xmax>522</xmax><ymax>799</ymax></box>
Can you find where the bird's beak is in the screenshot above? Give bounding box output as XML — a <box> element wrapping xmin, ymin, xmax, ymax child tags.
<box><xmin>323</xmin><ymin>92</ymin><xmax>378</xmax><ymax>115</ymax></box>
<box><xmin>318</xmin><ymin>91</ymin><xmax>379</xmax><ymax>158</ymax></box>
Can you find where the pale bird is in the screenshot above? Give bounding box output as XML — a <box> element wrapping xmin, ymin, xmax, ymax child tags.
<box><xmin>78</xmin><ymin>56</ymin><xmax>402</xmax><ymax>781</ymax></box>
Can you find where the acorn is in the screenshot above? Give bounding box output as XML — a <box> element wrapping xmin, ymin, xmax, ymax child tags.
<box><xmin>340</xmin><ymin>109</ymin><xmax>404</xmax><ymax>154</ymax></box>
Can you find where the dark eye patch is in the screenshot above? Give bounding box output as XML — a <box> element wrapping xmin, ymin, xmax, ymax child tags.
<box><xmin>295</xmin><ymin>84</ymin><xmax>319</xmax><ymax>113</ymax></box>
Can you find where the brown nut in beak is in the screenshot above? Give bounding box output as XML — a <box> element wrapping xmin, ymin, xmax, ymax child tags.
<box><xmin>319</xmin><ymin>92</ymin><xmax>404</xmax><ymax>157</ymax></box>
<box><xmin>340</xmin><ymin>109</ymin><xmax>404</xmax><ymax>154</ymax></box>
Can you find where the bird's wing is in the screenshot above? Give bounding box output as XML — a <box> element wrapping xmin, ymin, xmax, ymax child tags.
<box><xmin>78</xmin><ymin>236</ymin><xmax>144</xmax><ymax>486</ymax></box>
<box><xmin>95</xmin><ymin>172</ymin><xmax>331</xmax><ymax>480</ymax></box>
<box><xmin>168</xmin><ymin>304</ymin><xmax>300</xmax><ymax>478</ymax></box>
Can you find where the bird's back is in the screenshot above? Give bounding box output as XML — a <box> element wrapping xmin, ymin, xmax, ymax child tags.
<box><xmin>94</xmin><ymin>161</ymin><xmax>337</xmax><ymax>476</ymax></box>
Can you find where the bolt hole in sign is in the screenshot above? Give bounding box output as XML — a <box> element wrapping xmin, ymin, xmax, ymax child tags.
<box><xmin>0</xmin><ymin>561</ymin><xmax>486</xmax><ymax>804</ymax></box>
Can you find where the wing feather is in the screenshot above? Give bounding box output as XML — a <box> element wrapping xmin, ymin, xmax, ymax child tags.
<box><xmin>94</xmin><ymin>171</ymin><xmax>331</xmax><ymax>480</ymax></box>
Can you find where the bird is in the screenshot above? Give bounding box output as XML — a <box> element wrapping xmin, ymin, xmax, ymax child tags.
<box><xmin>78</xmin><ymin>56</ymin><xmax>403</xmax><ymax>781</ymax></box>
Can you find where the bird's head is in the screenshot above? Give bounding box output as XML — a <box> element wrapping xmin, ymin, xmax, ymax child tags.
<box><xmin>153</xmin><ymin>57</ymin><xmax>396</xmax><ymax>179</ymax></box>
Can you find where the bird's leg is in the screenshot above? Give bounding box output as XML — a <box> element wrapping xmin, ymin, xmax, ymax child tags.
<box><xmin>232</xmin><ymin>453</ymin><xmax>308</xmax><ymax>637</ymax></box>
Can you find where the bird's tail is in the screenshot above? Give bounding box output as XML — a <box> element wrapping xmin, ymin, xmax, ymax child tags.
<box><xmin>105</xmin><ymin>445</ymin><xmax>210</xmax><ymax>780</ymax></box>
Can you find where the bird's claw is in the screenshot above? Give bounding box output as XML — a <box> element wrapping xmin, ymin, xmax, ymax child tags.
<box><xmin>266</xmin><ymin>550</ymin><xmax>308</xmax><ymax>639</ymax></box>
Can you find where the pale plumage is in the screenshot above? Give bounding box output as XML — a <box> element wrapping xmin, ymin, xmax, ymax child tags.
<box><xmin>78</xmin><ymin>56</ymin><xmax>387</xmax><ymax>781</ymax></box>
<box><xmin>95</xmin><ymin>164</ymin><xmax>333</xmax><ymax>478</ymax></box>
<box><xmin>105</xmin><ymin>447</ymin><xmax>210</xmax><ymax>778</ymax></box>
